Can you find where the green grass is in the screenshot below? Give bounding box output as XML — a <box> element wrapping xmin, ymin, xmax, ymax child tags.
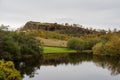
<box><xmin>43</xmin><ymin>46</ymin><xmax>76</xmax><ymax>53</ymax></box>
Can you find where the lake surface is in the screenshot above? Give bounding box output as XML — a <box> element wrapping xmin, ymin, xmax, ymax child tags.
<box><xmin>14</xmin><ymin>53</ymin><xmax>120</xmax><ymax>80</ymax></box>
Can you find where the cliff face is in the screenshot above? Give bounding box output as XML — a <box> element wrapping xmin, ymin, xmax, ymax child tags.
<box><xmin>22</xmin><ymin>21</ymin><xmax>97</xmax><ymax>37</ymax></box>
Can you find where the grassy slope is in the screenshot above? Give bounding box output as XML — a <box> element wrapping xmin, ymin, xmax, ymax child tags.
<box><xmin>39</xmin><ymin>38</ymin><xmax>76</xmax><ymax>53</ymax></box>
<box><xmin>39</xmin><ymin>38</ymin><xmax>67</xmax><ymax>47</ymax></box>
<box><xmin>43</xmin><ymin>46</ymin><xmax>76</xmax><ymax>53</ymax></box>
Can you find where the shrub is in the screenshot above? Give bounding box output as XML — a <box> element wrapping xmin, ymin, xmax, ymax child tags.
<box><xmin>67</xmin><ymin>38</ymin><xmax>85</xmax><ymax>51</ymax></box>
<box><xmin>104</xmin><ymin>35</ymin><xmax>120</xmax><ymax>55</ymax></box>
<box><xmin>0</xmin><ymin>71</ymin><xmax>6</xmax><ymax>80</ymax></box>
<box><xmin>85</xmin><ymin>38</ymin><xmax>100</xmax><ymax>50</ymax></box>
<box><xmin>92</xmin><ymin>42</ymin><xmax>106</xmax><ymax>55</ymax></box>
<box><xmin>67</xmin><ymin>38</ymin><xmax>79</xmax><ymax>49</ymax></box>
<box><xmin>93</xmin><ymin>35</ymin><xmax>120</xmax><ymax>55</ymax></box>
<box><xmin>0</xmin><ymin>60</ymin><xmax>22</xmax><ymax>80</ymax></box>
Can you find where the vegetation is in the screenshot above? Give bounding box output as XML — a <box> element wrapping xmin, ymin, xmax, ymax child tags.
<box><xmin>1</xmin><ymin>22</ymin><xmax>120</xmax><ymax>60</ymax></box>
<box><xmin>38</xmin><ymin>38</ymin><xmax>67</xmax><ymax>47</ymax></box>
<box><xmin>0</xmin><ymin>71</ymin><xmax>6</xmax><ymax>80</ymax></box>
<box><xmin>19</xmin><ymin>21</ymin><xmax>120</xmax><ymax>56</ymax></box>
<box><xmin>0</xmin><ymin>22</ymin><xmax>120</xmax><ymax>79</ymax></box>
<box><xmin>1</xmin><ymin>16</ymin><xmax>120</xmax><ymax>80</ymax></box>
<box><xmin>67</xmin><ymin>38</ymin><xmax>85</xmax><ymax>51</ymax></box>
<box><xmin>67</xmin><ymin>33</ymin><xmax>120</xmax><ymax>56</ymax></box>
<box><xmin>93</xmin><ymin>34</ymin><xmax>120</xmax><ymax>55</ymax></box>
<box><xmin>22</xmin><ymin>21</ymin><xmax>98</xmax><ymax>37</ymax></box>
<box><xmin>67</xmin><ymin>37</ymin><xmax>100</xmax><ymax>52</ymax></box>
<box><xmin>38</xmin><ymin>31</ymin><xmax>71</xmax><ymax>40</ymax></box>
<box><xmin>43</xmin><ymin>46</ymin><xmax>76</xmax><ymax>53</ymax></box>
<box><xmin>0</xmin><ymin>25</ymin><xmax>43</xmax><ymax>60</ymax></box>
<box><xmin>0</xmin><ymin>60</ymin><xmax>22</xmax><ymax>80</ymax></box>
<box><xmin>20</xmin><ymin>30</ymin><xmax>71</xmax><ymax>40</ymax></box>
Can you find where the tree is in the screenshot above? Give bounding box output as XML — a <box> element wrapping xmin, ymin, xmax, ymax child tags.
<box><xmin>104</xmin><ymin>35</ymin><xmax>120</xmax><ymax>55</ymax></box>
<box><xmin>0</xmin><ymin>30</ymin><xmax>43</xmax><ymax>59</ymax></box>
<box><xmin>0</xmin><ymin>24</ymin><xmax>9</xmax><ymax>31</ymax></box>
<box><xmin>93</xmin><ymin>34</ymin><xmax>120</xmax><ymax>55</ymax></box>
<box><xmin>12</xmin><ymin>32</ymin><xmax>43</xmax><ymax>56</ymax></box>
<box><xmin>67</xmin><ymin>38</ymin><xmax>85</xmax><ymax>52</ymax></box>
<box><xmin>92</xmin><ymin>42</ymin><xmax>106</xmax><ymax>55</ymax></box>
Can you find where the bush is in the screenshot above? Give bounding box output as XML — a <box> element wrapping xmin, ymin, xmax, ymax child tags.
<box><xmin>92</xmin><ymin>42</ymin><xmax>105</xmax><ymax>55</ymax></box>
<box><xmin>85</xmin><ymin>38</ymin><xmax>100</xmax><ymax>50</ymax></box>
<box><xmin>92</xmin><ymin>35</ymin><xmax>120</xmax><ymax>55</ymax></box>
<box><xmin>0</xmin><ymin>71</ymin><xmax>6</xmax><ymax>80</ymax></box>
<box><xmin>67</xmin><ymin>38</ymin><xmax>85</xmax><ymax>51</ymax></box>
<box><xmin>67</xmin><ymin>38</ymin><xmax>79</xmax><ymax>49</ymax></box>
<box><xmin>104</xmin><ymin>35</ymin><xmax>120</xmax><ymax>55</ymax></box>
<box><xmin>0</xmin><ymin>60</ymin><xmax>22</xmax><ymax>80</ymax></box>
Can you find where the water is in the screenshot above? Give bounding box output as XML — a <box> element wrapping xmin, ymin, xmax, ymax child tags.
<box><xmin>14</xmin><ymin>53</ymin><xmax>120</xmax><ymax>80</ymax></box>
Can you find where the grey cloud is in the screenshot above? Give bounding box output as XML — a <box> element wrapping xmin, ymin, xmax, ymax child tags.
<box><xmin>0</xmin><ymin>0</ymin><xmax>120</xmax><ymax>30</ymax></box>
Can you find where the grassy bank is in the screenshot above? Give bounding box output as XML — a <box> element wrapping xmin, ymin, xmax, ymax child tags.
<box><xmin>43</xmin><ymin>46</ymin><xmax>76</xmax><ymax>53</ymax></box>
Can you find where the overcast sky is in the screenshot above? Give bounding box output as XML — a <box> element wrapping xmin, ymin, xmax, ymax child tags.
<box><xmin>0</xmin><ymin>0</ymin><xmax>120</xmax><ymax>30</ymax></box>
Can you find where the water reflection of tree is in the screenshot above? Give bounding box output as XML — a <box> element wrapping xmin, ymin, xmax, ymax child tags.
<box><xmin>42</xmin><ymin>53</ymin><xmax>93</xmax><ymax>66</ymax></box>
<box><xmin>93</xmin><ymin>55</ymin><xmax>120</xmax><ymax>75</ymax></box>
<box><xmin>14</xmin><ymin>56</ymin><xmax>42</xmax><ymax>78</ymax></box>
<box><xmin>42</xmin><ymin>54</ymin><xmax>120</xmax><ymax>75</ymax></box>
<box><xmin>14</xmin><ymin>53</ymin><xmax>120</xmax><ymax>78</ymax></box>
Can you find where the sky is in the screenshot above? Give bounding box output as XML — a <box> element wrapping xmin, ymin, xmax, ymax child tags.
<box><xmin>0</xmin><ymin>0</ymin><xmax>120</xmax><ymax>30</ymax></box>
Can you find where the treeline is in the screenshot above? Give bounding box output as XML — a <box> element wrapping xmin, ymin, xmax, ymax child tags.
<box><xmin>0</xmin><ymin>25</ymin><xmax>43</xmax><ymax>60</ymax></box>
<box><xmin>21</xmin><ymin>21</ymin><xmax>99</xmax><ymax>37</ymax></box>
<box><xmin>93</xmin><ymin>33</ymin><xmax>120</xmax><ymax>55</ymax></box>
<box><xmin>67</xmin><ymin>32</ymin><xmax>120</xmax><ymax>55</ymax></box>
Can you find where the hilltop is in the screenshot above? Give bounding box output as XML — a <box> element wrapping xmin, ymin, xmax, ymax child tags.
<box><xmin>22</xmin><ymin>21</ymin><xmax>98</xmax><ymax>37</ymax></box>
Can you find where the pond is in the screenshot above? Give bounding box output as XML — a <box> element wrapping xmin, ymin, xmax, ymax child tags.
<box><xmin>14</xmin><ymin>53</ymin><xmax>120</xmax><ymax>80</ymax></box>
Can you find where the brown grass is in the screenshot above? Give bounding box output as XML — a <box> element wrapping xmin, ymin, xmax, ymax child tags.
<box><xmin>38</xmin><ymin>38</ymin><xmax>67</xmax><ymax>47</ymax></box>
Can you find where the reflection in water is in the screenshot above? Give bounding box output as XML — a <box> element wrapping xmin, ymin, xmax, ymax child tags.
<box><xmin>93</xmin><ymin>55</ymin><xmax>120</xmax><ymax>75</ymax></box>
<box><xmin>14</xmin><ymin>56</ymin><xmax>42</xmax><ymax>78</ymax></box>
<box><xmin>14</xmin><ymin>53</ymin><xmax>120</xmax><ymax>79</ymax></box>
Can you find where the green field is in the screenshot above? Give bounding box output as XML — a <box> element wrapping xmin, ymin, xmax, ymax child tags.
<box><xmin>43</xmin><ymin>46</ymin><xmax>76</xmax><ymax>53</ymax></box>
